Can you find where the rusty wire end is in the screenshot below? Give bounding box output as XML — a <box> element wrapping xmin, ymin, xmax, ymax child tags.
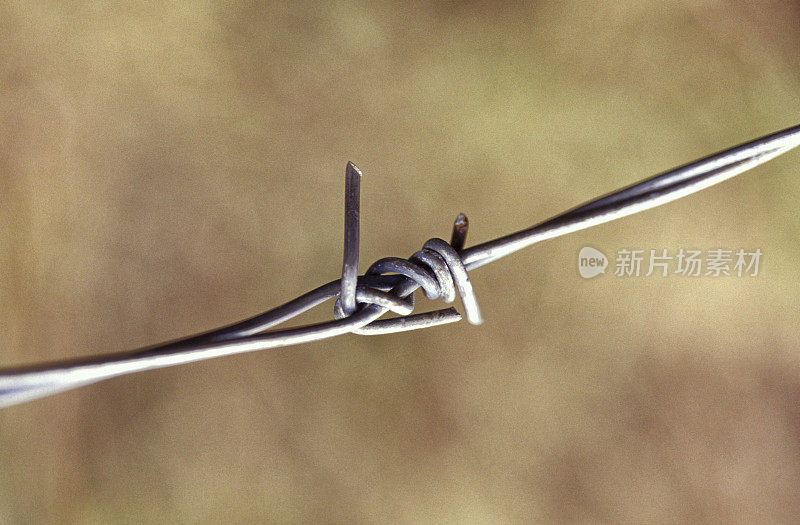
<box><xmin>451</xmin><ymin>213</ymin><xmax>469</xmax><ymax>251</ymax></box>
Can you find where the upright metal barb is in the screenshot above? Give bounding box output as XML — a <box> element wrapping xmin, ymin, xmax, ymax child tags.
<box><xmin>1</xmin><ymin>123</ymin><xmax>800</xmax><ymax>408</ymax></box>
<box><xmin>340</xmin><ymin>161</ymin><xmax>361</xmax><ymax>317</ymax></box>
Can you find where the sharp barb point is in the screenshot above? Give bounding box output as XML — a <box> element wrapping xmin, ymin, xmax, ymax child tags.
<box><xmin>346</xmin><ymin>161</ymin><xmax>362</xmax><ymax>177</ymax></box>
<box><xmin>451</xmin><ymin>213</ymin><xmax>469</xmax><ymax>251</ymax></box>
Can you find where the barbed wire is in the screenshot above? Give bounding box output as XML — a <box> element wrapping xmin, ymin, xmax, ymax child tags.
<box><xmin>2</xmin><ymin>124</ymin><xmax>800</xmax><ymax>408</ymax></box>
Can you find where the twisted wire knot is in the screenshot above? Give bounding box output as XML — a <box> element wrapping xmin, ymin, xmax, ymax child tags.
<box><xmin>333</xmin><ymin>237</ymin><xmax>482</xmax><ymax>333</ymax></box>
<box><xmin>330</xmin><ymin>163</ymin><xmax>481</xmax><ymax>335</ymax></box>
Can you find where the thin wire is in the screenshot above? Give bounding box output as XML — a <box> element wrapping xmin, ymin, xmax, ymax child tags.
<box><xmin>461</xmin><ymin>124</ymin><xmax>800</xmax><ymax>270</ymax></box>
<box><xmin>1</xmin><ymin>123</ymin><xmax>799</xmax><ymax>408</ymax></box>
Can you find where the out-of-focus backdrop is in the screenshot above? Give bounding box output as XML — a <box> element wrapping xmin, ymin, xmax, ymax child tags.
<box><xmin>2</xmin><ymin>1</ymin><xmax>800</xmax><ymax>522</ymax></box>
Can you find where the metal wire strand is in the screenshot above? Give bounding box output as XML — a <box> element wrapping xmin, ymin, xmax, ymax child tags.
<box><xmin>1</xmin><ymin>123</ymin><xmax>799</xmax><ymax>408</ymax></box>
<box><xmin>461</xmin><ymin>124</ymin><xmax>800</xmax><ymax>270</ymax></box>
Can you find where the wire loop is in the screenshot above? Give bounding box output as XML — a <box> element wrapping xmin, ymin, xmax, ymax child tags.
<box><xmin>333</xmin><ymin>237</ymin><xmax>482</xmax><ymax>331</ymax></box>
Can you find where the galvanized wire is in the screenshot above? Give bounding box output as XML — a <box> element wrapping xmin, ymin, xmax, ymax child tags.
<box><xmin>1</xmin><ymin>124</ymin><xmax>799</xmax><ymax>408</ymax></box>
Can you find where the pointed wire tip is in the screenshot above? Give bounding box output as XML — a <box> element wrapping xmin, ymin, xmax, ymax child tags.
<box><xmin>346</xmin><ymin>161</ymin><xmax>362</xmax><ymax>177</ymax></box>
<box><xmin>435</xmin><ymin>306</ymin><xmax>463</xmax><ymax>325</ymax></box>
<box><xmin>451</xmin><ymin>213</ymin><xmax>469</xmax><ymax>252</ymax></box>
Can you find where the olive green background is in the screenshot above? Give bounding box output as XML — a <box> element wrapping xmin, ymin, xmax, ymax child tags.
<box><xmin>2</xmin><ymin>1</ymin><xmax>800</xmax><ymax>523</ymax></box>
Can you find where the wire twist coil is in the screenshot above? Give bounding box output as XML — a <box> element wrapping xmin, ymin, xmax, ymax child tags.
<box><xmin>333</xmin><ymin>237</ymin><xmax>482</xmax><ymax>333</ymax></box>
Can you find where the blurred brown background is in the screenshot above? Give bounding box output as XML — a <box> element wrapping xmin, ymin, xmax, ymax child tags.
<box><xmin>2</xmin><ymin>1</ymin><xmax>800</xmax><ymax>522</ymax></box>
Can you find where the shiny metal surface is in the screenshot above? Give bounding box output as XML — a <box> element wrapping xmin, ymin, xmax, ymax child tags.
<box><xmin>1</xmin><ymin>123</ymin><xmax>799</xmax><ymax>408</ymax></box>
